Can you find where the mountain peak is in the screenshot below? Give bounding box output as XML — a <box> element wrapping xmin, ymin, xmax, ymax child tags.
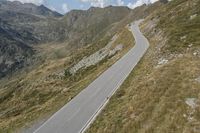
<box><xmin>39</xmin><ymin>4</ymin><xmax>47</xmax><ymax>8</ymax></box>
<box><xmin>0</xmin><ymin>1</ymin><xmax>62</xmax><ymax>17</ymax></box>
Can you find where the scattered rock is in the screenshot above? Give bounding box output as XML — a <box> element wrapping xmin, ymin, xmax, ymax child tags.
<box><xmin>180</xmin><ymin>36</ymin><xmax>187</xmax><ymax>42</ymax></box>
<box><xmin>183</xmin><ymin>114</ymin><xmax>187</xmax><ymax>118</ymax></box>
<box><xmin>69</xmin><ymin>35</ymin><xmax>123</xmax><ymax>75</ymax></box>
<box><xmin>190</xmin><ymin>14</ymin><xmax>197</xmax><ymax>20</ymax></box>
<box><xmin>185</xmin><ymin>98</ymin><xmax>199</xmax><ymax>123</ymax></box>
<box><xmin>185</xmin><ymin>98</ymin><xmax>198</xmax><ymax>109</ymax></box>
<box><xmin>180</xmin><ymin>36</ymin><xmax>186</xmax><ymax>40</ymax></box>
<box><xmin>158</xmin><ymin>58</ymin><xmax>168</xmax><ymax>65</ymax></box>
<box><xmin>109</xmin><ymin>44</ymin><xmax>123</xmax><ymax>56</ymax></box>
<box><xmin>193</xmin><ymin>52</ymin><xmax>198</xmax><ymax>56</ymax></box>
<box><xmin>155</xmin><ymin>58</ymin><xmax>169</xmax><ymax>68</ymax></box>
<box><xmin>62</xmin><ymin>88</ymin><xmax>69</xmax><ymax>93</ymax></box>
<box><xmin>195</xmin><ymin>76</ymin><xmax>200</xmax><ymax>83</ymax></box>
<box><xmin>188</xmin><ymin>44</ymin><xmax>193</xmax><ymax>48</ymax></box>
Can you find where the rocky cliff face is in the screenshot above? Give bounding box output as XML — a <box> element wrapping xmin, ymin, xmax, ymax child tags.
<box><xmin>0</xmin><ymin>1</ymin><xmax>63</xmax><ymax>79</ymax></box>
<box><xmin>0</xmin><ymin>19</ymin><xmax>34</xmax><ymax>78</ymax></box>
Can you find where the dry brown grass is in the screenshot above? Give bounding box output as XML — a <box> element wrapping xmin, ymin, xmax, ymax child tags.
<box><xmin>87</xmin><ymin>1</ymin><xmax>200</xmax><ymax>132</ymax></box>
<box><xmin>0</xmin><ymin>28</ymin><xmax>134</xmax><ymax>132</ymax></box>
<box><xmin>87</xmin><ymin>33</ymin><xmax>200</xmax><ymax>133</ymax></box>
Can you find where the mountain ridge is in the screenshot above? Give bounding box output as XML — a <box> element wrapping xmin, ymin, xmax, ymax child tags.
<box><xmin>0</xmin><ymin>0</ymin><xmax>62</xmax><ymax>17</ymax></box>
<box><xmin>0</xmin><ymin>1</ymin><xmax>132</xmax><ymax>79</ymax></box>
<box><xmin>1</xmin><ymin>0</ymin><xmax>198</xmax><ymax>132</ymax></box>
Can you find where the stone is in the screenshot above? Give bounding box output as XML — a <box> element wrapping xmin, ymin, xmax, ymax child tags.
<box><xmin>185</xmin><ymin>98</ymin><xmax>198</xmax><ymax>109</ymax></box>
<box><xmin>158</xmin><ymin>58</ymin><xmax>168</xmax><ymax>65</ymax></box>
<box><xmin>190</xmin><ymin>14</ymin><xmax>197</xmax><ymax>20</ymax></box>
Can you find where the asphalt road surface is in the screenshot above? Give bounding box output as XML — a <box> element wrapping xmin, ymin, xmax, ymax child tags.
<box><xmin>34</xmin><ymin>20</ymin><xmax>149</xmax><ymax>133</ymax></box>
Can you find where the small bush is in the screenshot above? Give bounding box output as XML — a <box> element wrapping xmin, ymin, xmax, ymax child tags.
<box><xmin>64</xmin><ymin>69</ymin><xmax>72</xmax><ymax>77</ymax></box>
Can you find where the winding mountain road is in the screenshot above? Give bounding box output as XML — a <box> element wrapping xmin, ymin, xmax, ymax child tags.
<box><xmin>34</xmin><ymin>20</ymin><xmax>149</xmax><ymax>133</ymax></box>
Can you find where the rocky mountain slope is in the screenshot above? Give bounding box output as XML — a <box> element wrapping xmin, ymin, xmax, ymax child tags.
<box><xmin>0</xmin><ymin>1</ymin><xmax>62</xmax><ymax>79</ymax></box>
<box><xmin>0</xmin><ymin>19</ymin><xmax>34</xmax><ymax>78</ymax></box>
<box><xmin>0</xmin><ymin>1</ymin><xmax>130</xmax><ymax>79</ymax></box>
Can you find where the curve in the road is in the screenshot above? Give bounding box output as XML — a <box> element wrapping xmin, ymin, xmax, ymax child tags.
<box><xmin>33</xmin><ymin>20</ymin><xmax>149</xmax><ymax>133</ymax></box>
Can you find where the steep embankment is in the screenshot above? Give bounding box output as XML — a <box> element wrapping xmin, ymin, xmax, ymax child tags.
<box><xmin>87</xmin><ymin>0</ymin><xmax>200</xmax><ymax>132</ymax></box>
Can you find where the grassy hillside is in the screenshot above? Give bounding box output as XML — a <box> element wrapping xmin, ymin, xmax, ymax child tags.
<box><xmin>0</xmin><ymin>2</ymin><xmax>137</xmax><ymax>131</ymax></box>
<box><xmin>87</xmin><ymin>0</ymin><xmax>200</xmax><ymax>132</ymax></box>
<box><xmin>0</xmin><ymin>24</ymin><xmax>134</xmax><ymax>132</ymax></box>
